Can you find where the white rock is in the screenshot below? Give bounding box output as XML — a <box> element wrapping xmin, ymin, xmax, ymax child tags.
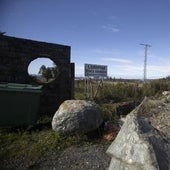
<box><xmin>52</xmin><ymin>100</ymin><xmax>103</xmax><ymax>134</ymax></box>
<box><xmin>107</xmin><ymin>98</ymin><xmax>170</xmax><ymax>170</ymax></box>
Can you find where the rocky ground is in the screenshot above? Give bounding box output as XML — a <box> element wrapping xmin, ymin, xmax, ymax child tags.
<box><xmin>137</xmin><ymin>94</ymin><xmax>170</xmax><ymax>140</ymax></box>
<box><xmin>107</xmin><ymin>92</ymin><xmax>170</xmax><ymax>170</ymax></box>
<box><xmin>1</xmin><ymin>92</ymin><xmax>170</xmax><ymax>170</ymax></box>
<box><xmin>1</xmin><ymin>142</ymin><xmax>111</xmax><ymax>170</ymax></box>
<box><xmin>1</xmin><ymin>119</ymin><xmax>119</xmax><ymax>170</ymax></box>
<box><xmin>38</xmin><ymin>143</ymin><xmax>111</xmax><ymax>170</ymax></box>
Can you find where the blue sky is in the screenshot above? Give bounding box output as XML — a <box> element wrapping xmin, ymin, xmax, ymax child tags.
<box><xmin>1</xmin><ymin>0</ymin><xmax>170</xmax><ymax>79</ymax></box>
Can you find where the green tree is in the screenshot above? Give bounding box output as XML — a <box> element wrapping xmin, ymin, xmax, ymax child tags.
<box><xmin>45</xmin><ymin>67</ymin><xmax>53</xmax><ymax>82</ymax></box>
<box><xmin>39</xmin><ymin>65</ymin><xmax>53</xmax><ymax>82</ymax></box>
<box><xmin>39</xmin><ymin>65</ymin><xmax>46</xmax><ymax>75</ymax></box>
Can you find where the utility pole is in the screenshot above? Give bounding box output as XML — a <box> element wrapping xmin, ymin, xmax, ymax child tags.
<box><xmin>140</xmin><ymin>43</ymin><xmax>151</xmax><ymax>82</ymax></box>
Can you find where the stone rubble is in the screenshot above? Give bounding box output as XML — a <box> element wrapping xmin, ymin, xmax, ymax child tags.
<box><xmin>107</xmin><ymin>93</ymin><xmax>170</xmax><ymax>170</ymax></box>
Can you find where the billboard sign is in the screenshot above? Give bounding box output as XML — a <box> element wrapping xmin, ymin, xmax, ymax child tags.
<box><xmin>84</xmin><ymin>64</ymin><xmax>107</xmax><ymax>78</ymax></box>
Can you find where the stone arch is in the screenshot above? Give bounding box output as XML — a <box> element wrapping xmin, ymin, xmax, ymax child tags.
<box><xmin>0</xmin><ymin>35</ymin><xmax>74</xmax><ymax>114</ymax></box>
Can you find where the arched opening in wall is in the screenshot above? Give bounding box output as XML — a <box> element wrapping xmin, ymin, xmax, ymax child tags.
<box><xmin>28</xmin><ymin>57</ymin><xmax>59</xmax><ymax>84</ymax></box>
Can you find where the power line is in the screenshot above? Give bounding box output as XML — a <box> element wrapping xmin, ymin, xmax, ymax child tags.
<box><xmin>140</xmin><ymin>43</ymin><xmax>151</xmax><ymax>82</ymax></box>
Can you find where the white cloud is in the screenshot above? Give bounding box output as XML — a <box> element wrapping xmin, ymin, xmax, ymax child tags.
<box><xmin>110</xmin><ymin>27</ymin><xmax>120</xmax><ymax>32</ymax></box>
<box><xmin>148</xmin><ymin>65</ymin><xmax>170</xmax><ymax>72</ymax></box>
<box><xmin>102</xmin><ymin>24</ymin><xmax>120</xmax><ymax>33</ymax></box>
<box><xmin>150</xmin><ymin>55</ymin><xmax>170</xmax><ymax>65</ymax></box>
<box><xmin>95</xmin><ymin>49</ymin><xmax>119</xmax><ymax>55</ymax></box>
<box><xmin>114</xmin><ymin>63</ymin><xmax>170</xmax><ymax>78</ymax></box>
<box><xmin>121</xmin><ymin>64</ymin><xmax>143</xmax><ymax>71</ymax></box>
<box><xmin>76</xmin><ymin>65</ymin><xmax>83</xmax><ymax>69</ymax></box>
<box><xmin>108</xmin><ymin>63</ymin><xmax>143</xmax><ymax>79</ymax></box>
<box><xmin>75</xmin><ymin>65</ymin><xmax>84</xmax><ymax>77</ymax></box>
<box><xmin>116</xmin><ymin>63</ymin><xmax>170</xmax><ymax>74</ymax></box>
<box><xmin>74</xmin><ymin>51</ymin><xmax>170</xmax><ymax>79</ymax></box>
<box><xmin>101</xmin><ymin>57</ymin><xmax>132</xmax><ymax>64</ymax></box>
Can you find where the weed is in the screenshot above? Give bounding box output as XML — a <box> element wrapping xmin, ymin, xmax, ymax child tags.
<box><xmin>1</xmin><ymin>78</ymin><xmax>170</xmax><ymax>167</ymax></box>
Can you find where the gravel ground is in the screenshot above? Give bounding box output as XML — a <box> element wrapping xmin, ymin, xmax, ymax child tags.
<box><xmin>1</xmin><ymin>142</ymin><xmax>112</xmax><ymax>170</ymax></box>
<box><xmin>39</xmin><ymin>143</ymin><xmax>111</xmax><ymax>170</ymax></box>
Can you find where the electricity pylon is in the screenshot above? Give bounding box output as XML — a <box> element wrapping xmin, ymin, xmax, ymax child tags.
<box><xmin>140</xmin><ymin>43</ymin><xmax>151</xmax><ymax>82</ymax></box>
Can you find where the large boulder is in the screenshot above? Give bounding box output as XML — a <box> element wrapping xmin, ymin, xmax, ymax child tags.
<box><xmin>52</xmin><ymin>100</ymin><xmax>103</xmax><ymax>134</ymax></box>
<box><xmin>107</xmin><ymin>96</ymin><xmax>170</xmax><ymax>170</ymax></box>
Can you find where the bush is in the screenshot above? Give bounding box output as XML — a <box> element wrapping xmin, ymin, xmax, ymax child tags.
<box><xmin>74</xmin><ymin>78</ymin><xmax>170</xmax><ymax>121</ymax></box>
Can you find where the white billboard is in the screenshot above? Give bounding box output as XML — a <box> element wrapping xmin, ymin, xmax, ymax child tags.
<box><xmin>84</xmin><ymin>64</ymin><xmax>107</xmax><ymax>78</ymax></box>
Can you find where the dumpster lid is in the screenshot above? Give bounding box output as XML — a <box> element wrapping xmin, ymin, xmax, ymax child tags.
<box><xmin>0</xmin><ymin>83</ymin><xmax>43</xmax><ymax>92</ymax></box>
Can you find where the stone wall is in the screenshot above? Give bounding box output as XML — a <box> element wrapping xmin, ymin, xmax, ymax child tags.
<box><xmin>0</xmin><ymin>35</ymin><xmax>74</xmax><ymax>114</ymax></box>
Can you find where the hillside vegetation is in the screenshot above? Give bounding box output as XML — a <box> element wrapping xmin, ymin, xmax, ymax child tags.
<box><xmin>75</xmin><ymin>77</ymin><xmax>170</xmax><ymax>120</ymax></box>
<box><xmin>75</xmin><ymin>78</ymin><xmax>170</xmax><ymax>102</ymax></box>
<box><xmin>1</xmin><ymin>77</ymin><xmax>170</xmax><ymax>169</ymax></box>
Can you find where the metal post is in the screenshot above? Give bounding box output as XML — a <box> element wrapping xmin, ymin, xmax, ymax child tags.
<box><xmin>140</xmin><ymin>44</ymin><xmax>151</xmax><ymax>82</ymax></box>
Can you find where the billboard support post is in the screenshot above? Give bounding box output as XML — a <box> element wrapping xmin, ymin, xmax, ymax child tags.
<box><xmin>84</xmin><ymin>64</ymin><xmax>107</xmax><ymax>100</ymax></box>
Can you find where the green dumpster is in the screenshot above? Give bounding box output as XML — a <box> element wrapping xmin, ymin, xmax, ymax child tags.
<box><xmin>0</xmin><ymin>83</ymin><xmax>42</xmax><ymax>126</ymax></box>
